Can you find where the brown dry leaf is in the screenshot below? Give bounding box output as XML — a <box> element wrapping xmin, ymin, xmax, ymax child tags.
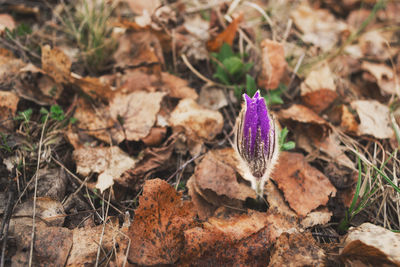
<box><xmin>0</xmin><ymin>14</ymin><xmax>16</xmax><ymax>33</ymax></box>
<box><xmin>0</xmin><ymin>91</ymin><xmax>19</xmax><ymax>130</ymax></box>
<box><xmin>73</xmin><ymin>99</ymin><xmax>125</xmax><ymax>144</ymax></box>
<box><xmin>181</xmin><ymin>209</ymin><xmax>298</xmax><ymax>266</ymax></box>
<box><xmin>207</xmin><ymin>14</ymin><xmax>243</xmax><ymax>52</ymax></box>
<box><xmin>314</xmin><ymin>133</ymin><xmax>354</xmax><ymax>169</ymax></box>
<box><xmin>113</xmin><ymin>31</ymin><xmax>163</xmax><ymax>71</ymax></box>
<box><xmin>300</xmin><ymin>207</ymin><xmax>333</xmax><ymax>229</ymax></box>
<box><xmin>128</xmin><ymin>178</ymin><xmax>196</xmax><ymax>265</ymax></box>
<box><xmin>257</xmin><ymin>39</ymin><xmax>287</xmax><ymax>90</ymax></box>
<box><xmin>291</xmin><ymin>4</ymin><xmax>347</xmax><ymax>51</ymax></box>
<box><xmin>272</xmin><ymin>152</ymin><xmax>337</xmax><ymax>217</ymax></box>
<box><xmin>67</xmin><ymin>223</ymin><xmax>119</xmax><ymax>266</ymax></box>
<box><xmin>278</xmin><ymin>104</ymin><xmax>328</xmax><ymax>125</ymax></box>
<box><xmin>340</xmin><ymin>223</ymin><xmax>400</xmax><ymax>266</ymax></box>
<box><xmin>72</xmin><ymin>74</ymin><xmax>115</xmax><ymax>103</ymax></box>
<box><xmin>340</xmin><ymin>105</ymin><xmax>359</xmax><ymax>134</ymax></box>
<box><xmin>12</xmin><ymin>224</ymin><xmax>73</xmax><ymax>267</ymax></box>
<box><xmin>179</xmin><ymin>15</ymin><xmax>210</xmax><ymax>61</ymax></box>
<box><xmin>278</xmin><ymin>104</ymin><xmax>330</xmax><ymax>141</ymax></box>
<box><xmin>359</xmin><ymin>30</ymin><xmax>396</xmax><ymax>61</ymax></box>
<box><xmin>188</xmin><ymin>149</ymin><xmax>256</xmax><ymax>219</ymax></box>
<box><xmin>0</xmin><ymin>48</ymin><xmax>26</xmax><ymax>87</ymax></box>
<box><xmin>198</xmin><ymin>86</ymin><xmax>228</xmax><ymax>110</ymax></box>
<box><xmin>73</xmin><ymin>146</ymin><xmax>136</xmax><ymax>193</ymax></box>
<box><xmin>41</xmin><ymin>44</ymin><xmax>71</xmax><ymax>84</ymax></box>
<box><xmin>109</xmin><ymin>91</ymin><xmax>166</xmax><ymax>141</ymax></box>
<box><xmin>268</xmin><ymin>232</ymin><xmax>325</xmax><ymax>267</ymax></box>
<box><xmin>361</xmin><ymin>61</ymin><xmax>400</xmax><ymax>96</ymax></box>
<box><xmin>300</xmin><ymin>64</ymin><xmax>338</xmax><ymax>113</ymax></box>
<box><xmin>125</xmin><ymin>0</ymin><xmax>160</xmax><ymax>15</ymax></box>
<box><xmin>351</xmin><ymin>100</ymin><xmax>394</xmax><ymax>139</ymax></box>
<box><xmin>116</xmin><ymin>134</ymin><xmax>176</xmax><ymax>190</ymax></box>
<box><xmin>141</xmin><ymin>126</ymin><xmax>167</xmax><ymax>146</ymax></box>
<box><xmin>193</xmin><ymin>149</ymin><xmax>256</xmax><ymax>202</ymax></box>
<box><xmin>161</xmin><ymin>72</ymin><xmax>198</xmax><ymax>99</ymax></box>
<box><xmin>169</xmin><ymin>98</ymin><xmax>223</xmax><ymax>142</ymax></box>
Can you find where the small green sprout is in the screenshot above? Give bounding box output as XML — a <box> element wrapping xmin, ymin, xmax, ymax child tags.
<box><xmin>279</xmin><ymin>127</ymin><xmax>295</xmax><ymax>151</ymax></box>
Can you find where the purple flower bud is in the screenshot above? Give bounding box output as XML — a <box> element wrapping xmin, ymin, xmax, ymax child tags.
<box><xmin>234</xmin><ymin>91</ymin><xmax>280</xmax><ymax>196</ymax></box>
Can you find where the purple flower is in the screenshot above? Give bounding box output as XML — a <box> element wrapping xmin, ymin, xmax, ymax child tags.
<box><xmin>234</xmin><ymin>91</ymin><xmax>280</xmax><ymax>196</ymax></box>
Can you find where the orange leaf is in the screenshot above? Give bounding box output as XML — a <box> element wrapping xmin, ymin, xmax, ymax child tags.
<box><xmin>207</xmin><ymin>14</ymin><xmax>243</xmax><ymax>52</ymax></box>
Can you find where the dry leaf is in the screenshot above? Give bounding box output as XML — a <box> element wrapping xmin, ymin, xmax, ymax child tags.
<box><xmin>193</xmin><ymin>149</ymin><xmax>256</xmax><ymax>202</ymax></box>
<box><xmin>180</xmin><ymin>15</ymin><xmax>210</xmax><ymax>60</ymax></box>
<box><xmin>109</xmin><ymin>91</ymin><xmax>165</xmax><ymax>141</ymax></box>
<box><xmin>0</xmin><ymin>91</ymin><xmax>19</xmax><ymax>130</ymax></box>
<box><xmin>300</xmin><ymin>64</ymin><xmax>338</xmax><ymax>113</ymax></box>
<box><xmin>181</xmin><ymin>209</ymin><xmax>298</xmax><ymax>266</ymax></box>
<box><xmin>113</xmin><ymin>31</ymin><xmax>163</xmax><ymax>70</ymax></box>
<box><xmin>198</xmin><ymin>86</ymin><xmax>228</xmax><ymax>110</ymax></box>
<box><xmin>257</xmin><ymin>39</ymin><xmax>287</xmax><ymax>90</ymax></box>
<box><xmin>125</xmin><ymin>0</ymin><xmax>160</xmax><ymax>15</ymax></box>
<box><xmin>269</xmin><ymin>232</ymin><xmax>325</xmax><ymax>267</ymax></box>
<box><xmin>291</xmin><ymin>4</ymin><xmax>347</xmax><ymax>51</ymax></box>
<box><xmin>67</xmin><ymin>223</ymin><xmax>119</xmax><ymax>266</ymax></box>
<box><xmin>0</xmin><ymin>14</ymin><xmax>16</xmax><ymax>33</ymax></box>
<box><xmin>207</xmin><ymin>14</ymin><xmax>243</xmax><ymax>52</ymax></box>
<box><xmin>161</xmin><ymin>72</ymin><xmax>198</xmax><ymax>99</ymax></box>
<box><xmin>41</xmin><ymin>45</ymin><xmax>71</xmax><ymax>84</ymax></box>
<box><xmin>300</xmin><ymin>207</ymin><xmax>333</xmax><ymax>229</ymax></box>
<box><xmin>72</xmin><ymin>75</ymin><xmax>115</xmax><ymax>103</ymax></box>
<box><xmin>278</xmin><ymin>104</ymin><xmax>330</xmax><ymax>141</ymax></box>
<box><xmin>141</xmin><ymin>126</ymin><xmax>167</xmax><ymax>146</ymax></box>
<box><xmin>73</xmin><ymin>146</ymin><xmax>136</xmax><ymax>193</ymax></box>
<box><xmin>74</xmin><ymin>99</ymin><xmax>125</xmax><ymax>144</ymax></box>
<box><xmin>12</xmin><ymin>224</ymin><xmax>73</xmax><ymax>267</ymax></box>
<box><xmin>116</xmin><ymin>135</ymin><xmax>176</xmax><ymax>190</ymax></box>
<box><xmin>351</xmin><ymin>100</ymin><xmax>394</xmax><ymax>139</ymax></box>
<box><xmin>128</xmin><ymin>179</ymin><xmax>196</xmax><ymax>265</ymax></box>
<box><xmin>359</xmin><ymin>31</ymin><xmax>396</xmax><ymax>61</ymax></box>
<box><xmin>361</xmin><ymin>61</ymin><xmax>400</xmax><ymax>96</ymax></box>
<box><xmin>187</xmin><ymin>177</ymin><xmax>218</xmax><ymax>220</ymax></box>
<box><xmin>314</xmin><ymin>133</ymin><xmax>354</xmax><ymax>169</ymax></box>
<box><xmin>169</xmin><ymin>98</ymin><xmax>223</xmax><ymax>141</ymax></box>
<box><xmin>341</xmin><ymin>223</ymin><xmax>400</xmax><ymax>266</ymax></box>
<box><xmin>340</xmin><ymin>104</ymin><xmax>359</xmax><ymax>134</ymax></box>
<box><xmin>272</xmin><ymin>152</ymin><xmax>337</xmax><ymax>217</ymax></box>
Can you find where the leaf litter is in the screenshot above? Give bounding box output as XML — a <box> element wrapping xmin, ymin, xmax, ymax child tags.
<box><xmin>1</xmin><ymin>0</ymin><xmax>400</xmax><ymax>266</ymax></box>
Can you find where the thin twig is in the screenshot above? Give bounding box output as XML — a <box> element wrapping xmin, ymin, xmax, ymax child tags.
<box><xmin>28</xmin><ymin>114</ymin><xmax>48</xmax><ymax>267</ymax></box>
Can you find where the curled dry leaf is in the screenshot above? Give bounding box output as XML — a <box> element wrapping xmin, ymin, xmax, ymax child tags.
<box><xmin>128</xmin><ymin>178</ymin><xmax>196</xmax><ymax>266</ymax></box>
<box><xmin>71</xmin><ymin>74</ymin><xmax>115</xmax><ymax>103</ymax></box>
<box><xmin>341</xmin><ymin>223</ymin><xmax>400</xmax><ymax>266</ymax></box>
<box><xmin>300</xmin><ymin>64</ymin><xmax>338</xmax><ymax>113</ymax></box>
<box><xmin>278</xmin><ymin>104</ymin><xmax>330</xmax><ymax>141</ymax></box>
<box><xmin>340</xmin><ymin>105</ymin><xmax>359</xmax><ymax>134</ymax></box>
<box><xmin>351</xmin><ymin>100</ymin><xmax>394</xmax><ymax>139</ymax></box>
<box><xmin>73</xmin><ymin>99</ymin><xmax>125</xmax><ymax>144</ymax></box>
<box><xmin>257</xmin><ymin>39</ymin><xmax>287</xmax><ymax>90</ymax></box>
<box><xmin>73</xmin><ymin>146</ymin><xmax>136</xmax><ymax>193</ymax></box>
<box><xmin>116</xmin><ymin>134</ymin><xmax>176</xmax><ymax>190</ymax></box>
<box><xmin>361</xmin><ymin>61</ymin><xmax>400</xmax><ymax>96</ymax></box>
<box><xmin>169</xmin><ymin>98</ymin><xmax>223</xmax><ymax>142</ymax></box>
<box><xmin>110</xmin><ymin>91</ymin><xmax>166</xmax><ymax>141</ymax></box>
<box><xmin>207</xmin><ymin>14</ymin><xmax>243</xmax><ymax>52</ymax></box>
<box><xmin>0</xmin><ymin>90</ymin><xmax>19</xmax><ymax>130</ymax></box>
<box><xmin>291</xmin><ymin>4</ymin><xmax>347</xmax><ymax>51</ymax></box>
<box><xmin>188</xmin><ymin>148</ymin><xmax>256</xmax><ymax>219</ymax></box>
<box><xmin>271</xmin><ymin>152</ymin><xmax>337</xmax><ymax>217</ymax></box>
<box><xmin>268</xmin><ymin>232</ymin><xmax>325</xmax><ymax>267</ymax></box>
<box><xmin>359</xmin><ymin>30</ymin><xmax>396</xmax><ymax>61</ymax></box>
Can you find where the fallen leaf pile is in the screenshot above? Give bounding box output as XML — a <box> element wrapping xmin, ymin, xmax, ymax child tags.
<box><xmin>1</xmin><ymin>0</ymin><xmax>400</xmax><ymax>265</ymax></box>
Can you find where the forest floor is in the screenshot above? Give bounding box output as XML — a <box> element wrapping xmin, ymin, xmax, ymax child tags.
<box><xmin>0</xmin><ymin>0</ymin><xmax>400</xmax><ymax>266</ymax></box>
